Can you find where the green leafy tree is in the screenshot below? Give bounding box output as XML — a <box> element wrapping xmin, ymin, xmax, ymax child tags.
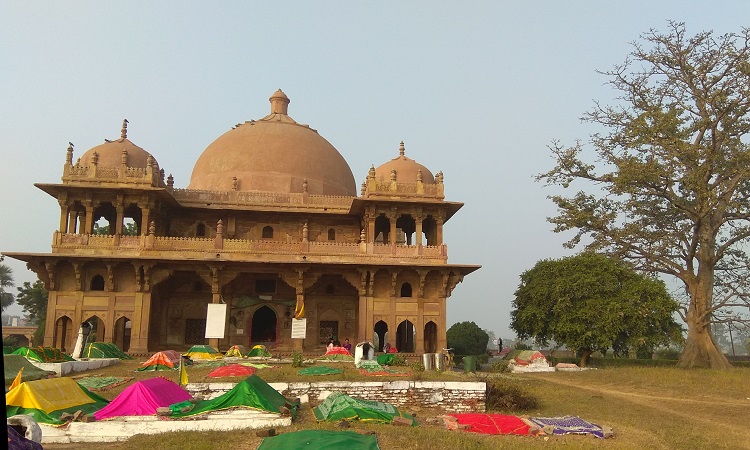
<box><xmin>17</xmin><ymin>280</ymin><xmax>48</xmax><ymax>345</ymax></box>
<box><xmin>0</xmin><ymin>259</ymin><xmax>15</xmax><ymax>312</ymax></box>
<box><xmin>538</xmin><ymin>23</ymin><xmax>750</xmax><ymax>368</ymax></box>
<box><xmin>447</xmin><ymin>321</ymin><xmax>489</xmax><ymax>355</ymax></box>
<box><xmin>511</xmin><ymin>253</ymin><xmax>683</xmax><ymax>367</ymax></box>
<box><xmin>16</xmin><ymin>279</ymin><xmax>48</xmax><ymax>325</ymax></box>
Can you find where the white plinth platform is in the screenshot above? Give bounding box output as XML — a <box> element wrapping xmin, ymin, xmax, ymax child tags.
<box><xmin>30</xmin><ymin>358</ymin><xmax>120</xmax><ymax>377</ymax></box>
<box><xmin>41</xmin><ymin>409</ymin><xmax>292</xmax><ymax>444</ymax></box>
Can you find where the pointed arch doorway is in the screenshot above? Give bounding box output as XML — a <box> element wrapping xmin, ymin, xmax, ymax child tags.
<box><xmin>250</xmin><ymin>306</ymin><xmax>277</xmax><ymax>345</ymax></box>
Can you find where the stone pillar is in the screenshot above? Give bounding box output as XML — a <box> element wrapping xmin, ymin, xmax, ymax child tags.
<box><xmin>436</xmin><ymin>215</ymin><xmax>444</xmax><ymax>245</ymax></box>
<box><xmin>389</xmin><ymin>215</ymin><xmax>397</xmax><ymax>245</ymax></box>
<box><xmin>438</xmin><ymin>296</ymin><xmax>447</xmax><ymax>351</ymax></box>
<box><xmin>208</xmin><ymin>267</ymin><xmax>221</xmax><ymax>350</ymax></box>
<box><xmin>129</xmin><ymin>291</ymin><xmax>151</xmax><ymax>354</ymax></box>
<box><xmin>415</xmin><ymin>215</ymin><xmax>423</xmax><ymax>247</ymax></box>
<box><xmin>115</xmin><ymin>206</ymin><xmax>124</xmax><ymax>235</ymax></box>
<box><xmin>42</xmin><ymin>292</ymin><xmax>58</xmax><ymax>347</ymax></box>
<box><xmin>84</xmin><ymin>203</ymin><xmax>94</xmax><ymax>234</ymax></box>
<box><xmin>141</xmin><ymin>207</ymin><xmax>150</xmax><ymax>236</ymax></box>
<box><xmin>58</xmin><ymin>201</ymin><xmax>69</xmax><ymax>234</ymax></box>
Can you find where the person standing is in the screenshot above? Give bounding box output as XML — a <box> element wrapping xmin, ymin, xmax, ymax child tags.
<box><xmin>343</xmin><ymin>338</ymin><xmax>352</xmax><ymax>353</ymax></box>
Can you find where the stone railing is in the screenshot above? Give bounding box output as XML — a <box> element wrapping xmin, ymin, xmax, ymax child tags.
<box><xmin>365</xmin><ymin>181</ymin><xmax>444</xmax><ymax>199</ymax></box>
<box><xmin>171</xmin><ymin>189</ymin><xmax>353</xmax><ymax>210</ymax></box>
<box><xmin>52</xmin><ymin>232</ymin><xmax>448</xmax><ymax>261</ymax></box>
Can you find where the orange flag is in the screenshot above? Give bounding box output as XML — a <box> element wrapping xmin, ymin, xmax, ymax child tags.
<box><xmin>9</xmin><ymin>367</ymin><xmax>24</xmax><ymax>390</ymax></box>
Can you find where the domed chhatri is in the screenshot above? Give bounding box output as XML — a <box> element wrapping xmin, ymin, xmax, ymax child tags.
<box><xmin>373</xmin><ymin>141</ymin><xmax>435</xmax><ymax>184</ymax></box>
<box><xmin>78</xmin><ymin>119</ymin><xmax>159</xmax><ymax>170</ymax></box>
<box><xmin>188</xmin><ymin>89</ymin><xmax>356</xmax><ymax>196</ymax></box>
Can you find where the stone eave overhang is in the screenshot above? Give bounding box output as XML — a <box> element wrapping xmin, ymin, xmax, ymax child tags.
<box><xmin>4</xmin><ymin>251</ymin><xmax>480</xmax><ymax>277</ymax></box>
<box><xmin>35</xmin><ymin>183</ymin><xmax>182</xmax><ymax>207</ymax></box>
<box><xmin>349</xmin><ymin>197</ymin><xmax>463</xmax><ymax>222</ymax></box>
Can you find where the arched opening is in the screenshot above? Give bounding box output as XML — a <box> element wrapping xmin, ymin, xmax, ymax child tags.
<box><xmin>113</xmin><ymin>316</ymin><xmax>132</xmax><ymax>352</ymax></box>
<box><xmin>90</xmin><ymin>275</ymin><xmax>105</xmax><ymax>291</ymax></box>
<box><xmin>328</xmin><ymin>228</ymin><xmax>336</xmax><ymax>240</ymax></box>
<box><xmin>262</xmin><ymin>226</ymin><xmax>274</xmax><ymax>239</ymax></box>
<box><xmin>92</xmin><ymin>202</ymin><xmax>116</xmax><ymax>235</ymax></box>
<box><xmin>53</xmin><ymin>315</ymin><xmax>73</xmax><ymax>352</ymax></box>
<box><xmin>250</xmin><ymin>305</ymin><xmax>277</xmax><ymax>344</ymax></box>
<box><xmin>123</xmin><ymin>204</ymin><xmax>142</xmax><ymax>235</ymax></box>
<box><xmin>396</xmin><ymin>320</ymin><xmax>416</xmax><ymax>353</ymax></box>
<box><xmin>374</xmin><ymin>320</ymin><xmax>388</xmax><ymax>352</ymax></box>
<box><xmin>67</xmin><ymin>202</ymin><xmax>85</xmax><ymax>234</ymax></box>
<box><xmin>196</xmin><ymin>222</ymin><xmax>206</xmax><ymax>237</ymax></box>
<box><xmin>396</xmin><ymin>214</ymin><xmax>416</xmax><ymax>245</ymax></box>
<box><xmin>424</xmin><ymin>321</ymin><xmax>438</xmax><ymax>353</ymax></box>
<box><xmin>374</xmin><ymin>214</ymin><xmax>390</xmax><ymax>243</ymax></box>
<box><xmin>400</xmin><ymin>282</ymin><xmax>412</xmax><ymax>297</ymax></box>
<box><xmin>422</xmin><ymin>215</ymin><xmax>437</xmax><ymax>245</ymax></box>
<box><xmin>83</xmin><ymin>315</ymin><xmax>106</xmax><ymax>343</ymax></box>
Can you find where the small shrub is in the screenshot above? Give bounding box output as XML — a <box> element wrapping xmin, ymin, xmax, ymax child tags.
<box><xmin>486</xmin><ymin>378</ymin><xmax>539</xmax><ymax>411</ymax></box>
<box><xmin>409</xmin><ymin>360</ymin><xmax>425</xmax><ymax>373</ymax></box>
<box><xmin>490</xmin><ymin>359</ymin><xmax>510</xmax><ymax>373</ymax></box>
<box><xmin>515</xmin><ymin>342</ymin><xmax>531</xmax><ymax>350</ymax></box>
<box><xmin>291</xmin><ymin>351</ymin><xmax>304</xmax><ymax>368</ymax></box>
<box><xmin>654</xmin><ymin>348</ymin><xmax>681</xmax><ymax>360</ymax></box>
<box><xmin>390</xmin><ymin>354</ymin><xmax>408</xmax><ymax>366</ymax></box>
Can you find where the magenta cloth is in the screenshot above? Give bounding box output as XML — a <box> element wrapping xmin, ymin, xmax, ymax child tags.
<box><xmin>93</xmin><ymin>377</ymin><xmax>191</xmax><ymax>420</ymax></box>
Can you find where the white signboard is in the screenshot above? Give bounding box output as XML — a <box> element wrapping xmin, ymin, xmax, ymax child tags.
<box><xmin>205</xmin><ymin>303</ymin><xmax>227</xmax><ymax>338</ymax></box>
<box><xmin>291</xmin><ymin>318</ymin><xmax>307</xmax><ymax>339</ymax></box>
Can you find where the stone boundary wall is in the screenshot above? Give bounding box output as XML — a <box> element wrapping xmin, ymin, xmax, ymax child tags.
<box><xmin>186</xmin><ymin>380</ymin><xmax>486</xmax><ymax>413</ymax></box>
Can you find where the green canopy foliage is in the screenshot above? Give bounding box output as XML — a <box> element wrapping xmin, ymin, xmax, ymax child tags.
<box><xmin>538</xmin><ymin>22</ymin><xmax>750</xmax><ymax>368</ymax></box>
<box><xmin>0</xmin><ymin>260</ymin><xmax>14</xmax><ymax>312</ymax></box>
<box><xmin>447</xmin><ymin>321</ymin><xmax>489</xmax><ymax>355</ymax></box>
<box><xmin>16</xmin><ymin>279</ymin><xmax>48</xmax><ymax>325</ymax></box>
<box><xmin>511</xmin><ymin>253</ymin><xmax>683</xmax><ymax>359</ymax></box>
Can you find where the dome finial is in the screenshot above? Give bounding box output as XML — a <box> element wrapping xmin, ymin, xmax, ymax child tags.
<box><xmin>121</xmin><ymin>119</ymin><xmax>129</xmax><ymax>139</ymax></box>
<box><xmin>399</xmin><ymin>141</ymin><xmax>405</xmax><ymax>156</ymax></box>
<box><xmin>269</xmin><ymin>89</ymin><xmax>290</xmax><ymax>115</ymax></box>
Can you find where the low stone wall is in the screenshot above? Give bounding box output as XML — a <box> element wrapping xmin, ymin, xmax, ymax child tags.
<box><xmin>186</xmin><ymin>380</ymin><xmax>486</xmax><ymax>413</ymax></box>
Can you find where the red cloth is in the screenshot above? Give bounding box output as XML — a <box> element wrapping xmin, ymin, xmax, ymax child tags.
<box><xmin>449</xmin><ymin>413</ymin><xmax>532</xmax><ymax>435</ymax></box>
<box><xmin>324</xmin><ymin>346</ymin><xmax>352</xmax><ymax>356</ymax></box>
<box><xmin>208</xmin><ymin>364</ymin><xmax>257</xmax><ymax>378</ymax></box>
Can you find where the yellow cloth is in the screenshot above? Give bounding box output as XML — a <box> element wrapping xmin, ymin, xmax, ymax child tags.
<box><xmin>9</xmin><ymin>367</ymin><xmax>24</xmax><ymax>390</ymax></box>
<box><xmin>5</xmin><ymin>377</ymin><xmax>94</xmax><ymax>413</ymax></box>
<box><xmin>179</xmin><ymin>360</ymin><xmax>189</xmax><ymax>386</ymax></box>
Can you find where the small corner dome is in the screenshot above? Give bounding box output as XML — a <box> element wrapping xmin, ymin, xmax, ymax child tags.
<box><xmin>373</xmin><ymin>142</ymin><xmax>435</xmax><ymax>183</ymax></box>
<box><xmin>77</xmin><ymin>120</ymin><xmax>159</xmax><ymax>170</ymax></box>
<box><xmin>188</xmin><ymin>90</ymin><xmax>356</xmax><ymax>196</ymax></box>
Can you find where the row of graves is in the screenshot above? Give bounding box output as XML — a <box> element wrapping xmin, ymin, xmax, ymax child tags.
<box><xmin>6</xmin><ymin>341</ymin><xmax>612</xmax><ymax>448</ymax></box>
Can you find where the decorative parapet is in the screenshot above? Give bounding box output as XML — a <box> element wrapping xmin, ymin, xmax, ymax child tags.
<box><xmin>51</xmin><ymin>233</ymin><xmax>448</xmax><ymax>262</ymax></box>
<box><xmin>363</xmin><ymin>179</ymin><xmax>444</xmax><ymax>200</ymax></box>
<box><xmin>62</xmin><ymin>160</ymin><xmax>162</xmax><ymax>187</ymax></box>
<box><xmin>171</xmin><ymin>189</ymin><xmax>353</xmax><ymax>211</ymax></box>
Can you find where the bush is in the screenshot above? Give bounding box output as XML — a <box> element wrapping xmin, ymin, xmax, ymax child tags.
<box><xmin>291</xmin><ymin>351</ymin><xmax>304</xmax><ymax>368</ymax></box>
<box><xmin>486</xmin><ymin>378</ymin><xmax>539</xmax><ymax>411</ymax></box>
<box><xmin>390</xmin><ymin>354</ymin><xmax>408</xmax><ymax>366</ymax></box>
<box><xmin>654</xmin><ymin>348</ymin><xmax>681</xmax><ymax>360</ymax></box>
<box><xmin>447</xmin><ymin>321</ymin><xmax>489</xmax><ymax>355</ymax></box>
<box><xmin>489</xmin><ymin>359</ymin><xmax>510</xmax><ymax>373</ymax></box>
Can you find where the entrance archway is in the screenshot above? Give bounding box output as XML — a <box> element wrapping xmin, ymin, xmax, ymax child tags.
<box><xmin>374</xmin><ymin>320</ymin><xmax>388</xmax><ymax>352</ymax></box>
<box><xmin>53</xmin><ymin>316</ymin><xmax>73</xmax><ymax>352</ymax></box>
<box><xmin>396</xmin><ymin>320</ymin><xmax>415</xmax><ymax>353</ymax></box>
<box><xmin>424</xmin><ymin>321</ymin><xmax>437</xmax><ymax>353</ymax></box>
<box><xmin>250</xmin><ymin>306</ymin><xmax>277</xmax><ymax>344</ymax></box>
<box><xmin>113</xmin><ymin>316</ymin><xmax>132</xmax><ymax>352</ymax></box>
<box><xmin>83</xmin><ymin>315</ymin><xmax>106</xmax><ymax>343</ymax></box>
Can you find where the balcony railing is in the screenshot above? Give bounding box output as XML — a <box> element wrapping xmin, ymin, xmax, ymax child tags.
<box><xmin>52</xmin><ymin>232</ymin><xmax>448</xmax><ymax>262</ymax></box>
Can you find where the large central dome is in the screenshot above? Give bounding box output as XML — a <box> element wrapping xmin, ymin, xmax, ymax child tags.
<box><xmin>188</xmin><ymin>90</ymin><xmax>356</xmax><ymax>196</ymax></box>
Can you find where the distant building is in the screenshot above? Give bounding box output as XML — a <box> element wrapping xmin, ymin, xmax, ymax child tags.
<box><xmin>4</xmin><ymin>90</ymin><xmax>479</xmax><ymax>354</ymax></box>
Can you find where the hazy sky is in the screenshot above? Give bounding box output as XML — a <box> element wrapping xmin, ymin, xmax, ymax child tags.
<box><xmin>1</xmin><ymin>2</ymin><xmax>748</xmax><ymax>340</ymax></box>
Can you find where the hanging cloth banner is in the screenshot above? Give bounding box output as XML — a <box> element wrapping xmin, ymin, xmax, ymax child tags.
<box><xmin>205</xmin><ymin>303</ymin><xmax>227</xmax><ymax>338</ymax></box>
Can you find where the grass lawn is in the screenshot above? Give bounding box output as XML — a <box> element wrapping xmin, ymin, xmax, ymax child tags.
<box><xmin>36</xmin><ymin>357</ymin><xmax>750</xmax><ymax>450</ymax></box>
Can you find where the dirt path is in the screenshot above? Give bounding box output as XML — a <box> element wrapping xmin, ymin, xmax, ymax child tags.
<box><xmin>527</xmin><ymin>374</ymin><xmax>750</xmax><ymax>448</ymax></box>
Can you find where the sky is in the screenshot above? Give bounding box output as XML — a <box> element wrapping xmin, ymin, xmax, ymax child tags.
<box><xmin>1</xmin><ymin>2</ymin><xmax>748</xmax><ymax>341</ymax></box>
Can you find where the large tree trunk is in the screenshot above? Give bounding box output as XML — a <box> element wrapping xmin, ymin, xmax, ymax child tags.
<box><xmin>679</xmin><ymin>269</ymin><xmax>732</xmax><ymax>369</ymax></box>
<box><xmin>578</xmin><ymin>348</ymin><xmax>592</xmax><ymax>368</ymax></box>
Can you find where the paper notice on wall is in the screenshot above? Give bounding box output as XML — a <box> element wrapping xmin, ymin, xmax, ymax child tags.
<box><xmin>205</xmin><ymin>303</ymin><xmax>227</xmax><ymax>338</ymax></box>
<box><xmin>291</xmin><ymin>318</ymin><xmax>307</xmax><ymax>339</ymax></box>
